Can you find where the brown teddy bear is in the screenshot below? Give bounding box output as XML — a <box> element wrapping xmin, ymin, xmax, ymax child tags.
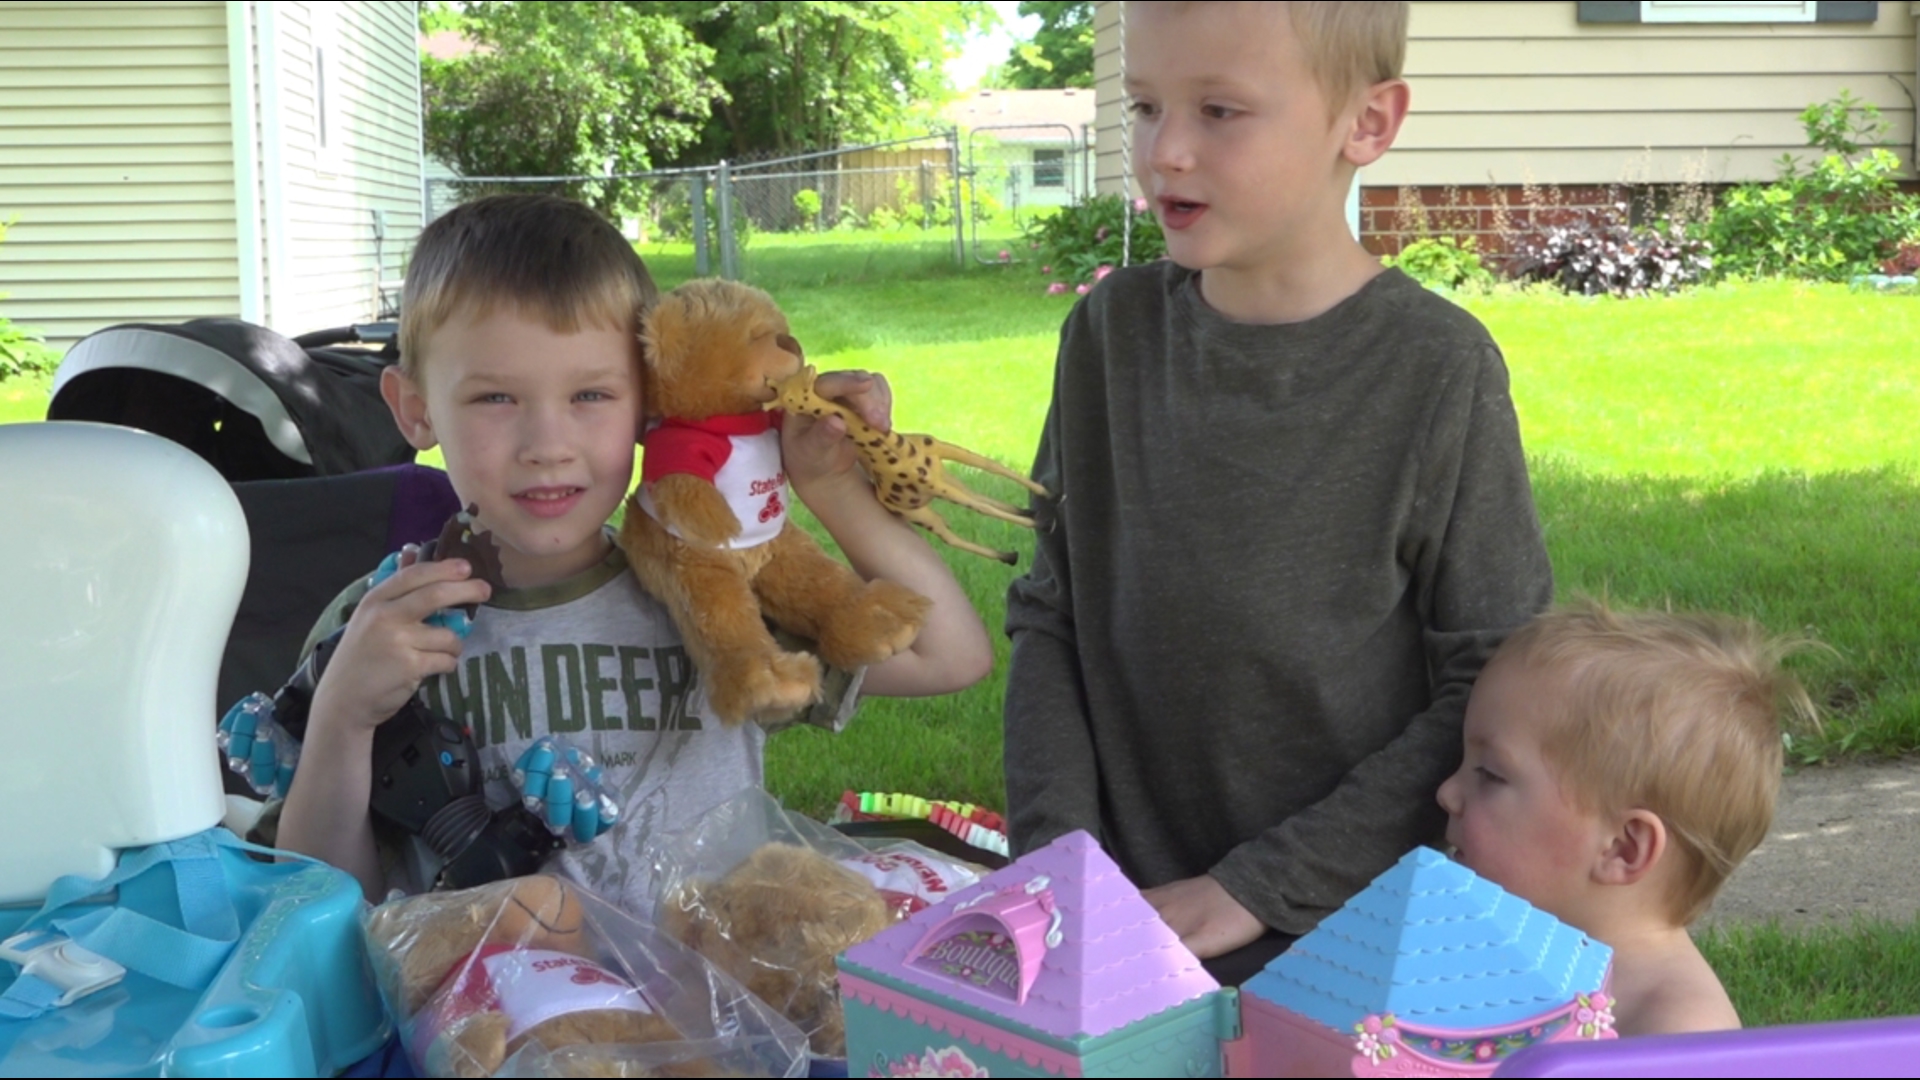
<box><xmin>363</xmin><ymin>877</ymin><xmax>712</xmax><ymax>1078</ymax></box>
<box><xmin>658</xmin><ymin>843</ymin><xmax>894</xmax><ymax>1059</ymax></box>
<box><xmin>621</xmin><ymin>278</ymin><xmax>931</xmax><ymax>726</ymax></box>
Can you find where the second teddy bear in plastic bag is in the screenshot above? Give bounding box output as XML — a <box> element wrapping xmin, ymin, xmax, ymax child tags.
<box><xmin>651</xmin><ymin>790</ymin><xmax>988</xmax><ymax>1060</ymax></box>
<box><xmin>363</xmin><ymin>875</ymin><xmax>809</xmax><ymax>1078</ymax></box>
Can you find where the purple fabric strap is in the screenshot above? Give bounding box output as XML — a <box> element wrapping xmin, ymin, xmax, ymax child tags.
<box><xmin>377</xmin><ymin>464</ymin><xmax>461</xmax><ymax>552</ymax></box>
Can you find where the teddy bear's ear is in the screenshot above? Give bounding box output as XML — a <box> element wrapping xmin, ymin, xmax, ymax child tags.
<box><xmin>776</xmin><ymin>333</ymin><xmax>804</xmax><ymax>362</ymax></box>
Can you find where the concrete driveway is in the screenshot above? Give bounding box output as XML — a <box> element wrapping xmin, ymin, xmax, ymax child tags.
<box><xmin>1704</xmin><ymin>758</ymin><xmax>1920</xmax><ymax>927</ymax></box>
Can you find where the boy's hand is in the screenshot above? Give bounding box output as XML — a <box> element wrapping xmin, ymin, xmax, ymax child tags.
<box><xmin>1142</xmin><ymin>874</ymin><xmax>1267</xmax><ymax>959</ymax></box>
<box><xmin>782</xmin><ymin>370</ymin><xmax>892</xmax><ymax>494</ymax></box>
<box><xmin>310</xmin><ymin>545</ymin><xmax>492</xmax><ymax>734</ymax></box>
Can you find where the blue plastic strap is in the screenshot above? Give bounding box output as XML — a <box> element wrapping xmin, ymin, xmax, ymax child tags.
<box><xmin>166</xmin><ymin>833</ymin><xmax>241</xmax><ymax>941</ymax></box>
<box><xmin>50</xmin><ymin>907</ymin><xmax>232</xmax><ymax>990</ymax></box>
<box><xmin>3</xmin><ymin>829</ymin><xmax>299</xmax><ymax>1005</ymax></box>
<box><xmin>0</xmin><ymin>975</ymin><xmax>64</xmax><ymax>1021</ymax></box>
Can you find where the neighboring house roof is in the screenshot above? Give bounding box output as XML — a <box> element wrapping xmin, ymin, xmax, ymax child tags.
<box><xmin>945</xmin><ymin>88</ymin><xmax>1095</xmax><ymax>140</ymax></box>
<box><xmin>1246</xmin><ymin>847</ymin><xmax>1613</xmax><ymax>1032</ymax></box>
<box><xmin>841</xmin><ymin>829</ymin><xmax>1218</xmax><ymax>1041</ymax></box>
<box><xmin>418</xmin><ymin>27</ymin><xmax>481</xmax><ymax>60</ymax></box>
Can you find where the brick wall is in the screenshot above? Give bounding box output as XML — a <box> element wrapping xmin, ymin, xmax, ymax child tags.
<box><xmin>1360</xmin><ymin>183</ymin><xmax>1625</xmax><ymax>262</ymax></box>
<box><xmin>1361</xmin><ymin>179</ymin><xmax>1920</xmax><ymax>266</ymax></box>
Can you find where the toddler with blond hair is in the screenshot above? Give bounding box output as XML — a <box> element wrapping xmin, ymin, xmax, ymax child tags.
<box><xmin>1438</xmin><ymin>602</ymin><xmax>1816</xmax><ymax>1035</ymax></box>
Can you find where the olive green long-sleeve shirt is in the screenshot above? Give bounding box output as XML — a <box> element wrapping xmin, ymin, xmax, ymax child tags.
<box><xmin>1004</xmin><ymin>263</ymin><xmax>1553</xmax><ymax>936</ymax></box>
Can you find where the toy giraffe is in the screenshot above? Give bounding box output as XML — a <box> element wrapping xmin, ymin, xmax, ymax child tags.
<box><xmin>771</xmin><ymin>365</ymin><xmax>1049</xmax><ymax>564</ymax></box>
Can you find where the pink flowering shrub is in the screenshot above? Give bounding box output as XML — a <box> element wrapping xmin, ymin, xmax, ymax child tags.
<box><xmin>1024</xmin><ymin>194</ymin><xmax>1167</xmax><ymax>289</ymax></box>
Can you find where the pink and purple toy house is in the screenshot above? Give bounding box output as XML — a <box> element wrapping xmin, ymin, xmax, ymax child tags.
<box><xmin>1241</xmin><ymin>847</ymin><xmax>1617</xmax><ymax>1077</ymax></box>
<box><xmin>836</xmin><ymin>830</ymin><xmax>1237</xmax><ymax>1078</ymax></box>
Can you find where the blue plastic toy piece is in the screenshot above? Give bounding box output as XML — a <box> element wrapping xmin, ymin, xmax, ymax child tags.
<box><xmin>0</xmin><ymin>830</ymin><xmax>389</xmax><ymax>1077</ymax></box>
<box><xmin>513</xmin><ymin>738</ymin><xmax>620</xmax><ymax>843</ymax></box>
<box><xmin>1245</xmin><ymin>847</ymin><xmax>1613</xmax><ymax>1032</ymax></box>
<box><xmin>369</xmin><ymin>551</ymin><xmax>473</xmax><ymax>638</ymax></box>
<box><xmin>216</xmin><ymin>693</ymin><xmax>300</xmax><ymax>798</ymax></box>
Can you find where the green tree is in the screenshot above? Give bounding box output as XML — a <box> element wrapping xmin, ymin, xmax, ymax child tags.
<box><xmin>994</xmin><ymin>1</ymin><xmax>1092</xmax><ymax>90</ymax></box>
<box><xmin>421</xmin><ymin>2</ymin><xmax>719</xmax><ymax>213</ymax></box>
<box><xmin>663</xmin><ymin>1</ymin><xmax>987</xmax><ymax>160</ymax></box>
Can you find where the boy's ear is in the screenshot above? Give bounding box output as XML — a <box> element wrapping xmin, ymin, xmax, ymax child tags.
<box><xmin>381</xmin><ymin>365</ymin><xmax>439</xmax><ymax>452</ymax></box>
<box><xmin>1595</xmin><ymin>809</ymin><xmax>1667</xmax><ymax>887</ymax></box>
<box><xmin>1344</xmin><ymin>78</ymin><xmax>1410</xmax><ymax>169</ymax></box>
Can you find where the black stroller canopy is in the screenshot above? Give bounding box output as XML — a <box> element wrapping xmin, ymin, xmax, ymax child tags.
<box><xmin>48</xmin><ymin>319</ymin><xmax>415</xmax><ymax>482</ymax></box>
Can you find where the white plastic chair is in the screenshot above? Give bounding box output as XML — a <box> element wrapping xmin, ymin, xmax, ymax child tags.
<box><xmin>0</xmin><ymin>421</ymin><xmax>246</xmax><ymax>905</ymax></box>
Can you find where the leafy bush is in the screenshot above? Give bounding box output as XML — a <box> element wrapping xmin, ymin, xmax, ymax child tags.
<box><xmin>1706</xmin><ymin>92</ymin><xmax>1920</xmax><ymax>282</ymax></box>
<box><xmin>0</xmin><ymin>317</ymin><xmax>56</xmax><ymax>384</ymax></box>
<box><xmin>1512</xmin><ymin>202</ymin><xmax>1712</xmax><ymax>297</ymax></box>
<box><xmin>890</xmin><ymin>174</ymin><xmax>1000</xmax><ymax>229</ymax></box>
<box><xmin>792</xmin><ymin>188</ymin><xmax>822</xmax><ymax>231</ymax></box>
<box><xmin>1023</xmin><ymin>194</ymin><xmax>1165</xmax><ymax>286</ymax></box>
<box><xmin>1383</xmin><ymin>236</ymin><xmax>1495</xmax><ymax>292</ymax></box>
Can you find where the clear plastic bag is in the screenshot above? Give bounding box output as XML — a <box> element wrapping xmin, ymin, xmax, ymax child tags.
<box><xmin>649</xmin><ymin>790</ymin><xmax>986</xmax><ymax>1059</ymax></box>
<box><xmin>362</xmin><ymin>876</ymin><xmax>809</xmax><ymax>1078</ymax></box>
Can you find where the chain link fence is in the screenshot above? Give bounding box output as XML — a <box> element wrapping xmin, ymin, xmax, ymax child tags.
<box><xmin>424</xmin><ymin>133</ymin><xmax>970</xmax><ymax>285</ymax></box>
<box><xmin>964</xmin><ymin>124</ymin><xmax>1094</xmax><ymax>264</ymax></box>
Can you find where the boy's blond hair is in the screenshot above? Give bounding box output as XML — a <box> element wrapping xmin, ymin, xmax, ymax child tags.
<box><xmin>1129</xmin><ymin>3</ymin><xmax>1407</xmax><ymax>115</ymax></box>
<box><xmin>399</xmin><ymin>194</ymin><xmax>657</xmax><ymax>381</ymax></box>
<box><xmin>1501</xmin><ymin>602</ymin><xmax>1817</xmax><ymax>924</ymax></box>
<box><xmin>1284</xmin><ymin>2</ymin><xmax>1408</xmax><ymax>114</ymax></box>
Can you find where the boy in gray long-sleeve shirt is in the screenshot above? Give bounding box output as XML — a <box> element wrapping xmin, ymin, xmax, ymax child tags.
<box><xmin>1004</xmin><ymin>1</ymin><xmax>1553</xmax><ymax>978</ymax></box>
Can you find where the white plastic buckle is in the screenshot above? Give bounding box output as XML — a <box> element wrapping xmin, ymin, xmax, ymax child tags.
<box><xmin>0</xmin><ymin>931</ymin><xmax>126</xmax><ymax>1007</ymax></box>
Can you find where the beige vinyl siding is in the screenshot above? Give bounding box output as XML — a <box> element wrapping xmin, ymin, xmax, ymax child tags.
<box><xmin>1378</xmin><ymin>2</ymin><xmax>1917</xmax><ymax>185</ymax></box>
<box><xmin>0</xmin><ymin>1</ymin><xmax>240</xmax><ymax>349</ymax></box>
<box><xmin>1093</xmin><ymin>1</ymin><xmax>1128</xmax><ymax>196</ymax></box>
<box><xmin>1091</xmin><ymin>1</ymin><xmax>1916</xmax><ymax>189</ymax></box>
<box><xmin>262</xmin><ymin>0</ymin><xmax>422</xmax><ymax>335</ymax></box>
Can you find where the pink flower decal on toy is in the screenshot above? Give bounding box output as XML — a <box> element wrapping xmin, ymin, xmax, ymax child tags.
<box><xmin>568</xmin><ymin>965</ymin><xmax>625</xmax><ymax>988</ymax></box>
<box><xmin>758</xmin><ymin>489</ymin><xmax>785</xmax><ymax>524</ymax></box>
<box><xmin>880</xmin><ymin>1045</ymin><xmax>991</xmax><ymax>1077</ymax></box>
<box><xmin>1577</xmin><ymin>992</ymin><xmax>1615</xmax><ymax>1038</ymax></box>
<box><xmin>1354</xmin><ymin>1014</ymin><xmax>1400</xmax><ymax>1065</ymax></box>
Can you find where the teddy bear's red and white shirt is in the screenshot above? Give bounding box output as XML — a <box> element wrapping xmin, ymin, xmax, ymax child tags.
<box><xmin>635</xmin><ymin>412</ymin><xmax>787</xmax><ymax>549</ymax></box>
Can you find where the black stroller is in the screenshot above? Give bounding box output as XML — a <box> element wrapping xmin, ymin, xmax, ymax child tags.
<box><xmin>47</xmin><ymin>319</ymin><xmax>461</xmax><ymax>790</ymax></box>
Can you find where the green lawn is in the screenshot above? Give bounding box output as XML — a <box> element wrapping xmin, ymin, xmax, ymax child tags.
<box><xmin>734</xmin><ymin>273</ymin><xmax>1920</xmax><ymax>814</ymax></box>
<box><xmin>1700</xmin><ymin>920</ymin><xmax>1920</xmax><ymax>1028</ymax></box>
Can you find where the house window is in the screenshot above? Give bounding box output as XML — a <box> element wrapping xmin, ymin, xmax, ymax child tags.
<box><xmin>1578</xmin><ymin>1</ymin><xmax>1876</xmax><ymax>20</ymax></box>
<box><xmin>1644</xmin><ymin>1</ymin><xmax>1814</xmax><ymax>20</ymax></box>
<box><xmin>1033</xmin><ymin>149</ymin><xmax>1066</xmax><ymax>189</ymax></box>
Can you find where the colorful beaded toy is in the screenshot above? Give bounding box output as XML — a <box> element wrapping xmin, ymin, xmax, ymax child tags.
<box><xmin>836</xmin><ymin>791</ymin><xmax>1011</xmax><ymax>858</ymax></box>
